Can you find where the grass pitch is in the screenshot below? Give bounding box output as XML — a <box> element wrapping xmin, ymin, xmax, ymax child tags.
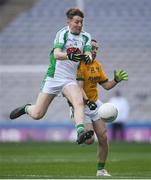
<box><xmin>0</xmin><ymin>141</ymin><xmax>151</xmax><ymax>179</ymax></box>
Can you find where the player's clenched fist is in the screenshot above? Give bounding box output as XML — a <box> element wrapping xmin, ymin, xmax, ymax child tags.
<box><xmin>85</xmin><ymin>99</ymin><xmax>97</xmax><ymax>110</ymax></box>
<box><xmin>67</xmin><ymin>47</ymin><xmax>81</xmax><ymax>62</ymax></box>
<box><xmin>67</xmin><ymin>47</ymin><xmax>92</xmax><ymax>64</ymax></box>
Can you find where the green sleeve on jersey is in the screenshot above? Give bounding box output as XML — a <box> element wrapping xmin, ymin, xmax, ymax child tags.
<box><xmin>54</xmin><ymin>28</ymin><xmax>69</xmax><ymax>50</ymax></box>
<box><xmin>83</xmin><ymin>45</ymin><xmax>92</xmax><ymax>53</ymax></box>
<box><xmin>54</xmin><ymin>43</ymin><xmax>64</xmax><ymax>49</ymax></box>
<box><xmin>82</xmin><ymin>34</ymin><xmax>92</xmax><ymax>53</ymax></box>
<box><xmin>46</xmin><ymin>51</ymin><xmax>56</xmax><ymax>78</ymax></box>
<box><xmin>99</xmin><ymin>79</ymin><xmax>108</xmax><ymax>85</ymax></box>
<box><xmin>40</xmin><ymin>50</ymin><xmax>56</xmax><ymax>91</ymax></box>
<box><xmin>76</xmin><ymin>77</ymin><xmax>84</xmax><ymax>81</ymax></box>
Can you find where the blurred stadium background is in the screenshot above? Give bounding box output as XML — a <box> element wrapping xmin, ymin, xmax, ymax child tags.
<box><xmin>0</xmin><ymin>0</ymin><xmax>151</xmax><ymax>142</ymax></box>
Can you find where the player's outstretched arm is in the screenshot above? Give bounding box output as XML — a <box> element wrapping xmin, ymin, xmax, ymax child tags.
<box><xmin>100</xmin><ymin>69</ymin><xmax>128</xmax><ymax>90</ymax></box>
<box><xmin>114</xmin><ymin>69</ymin><xmax>128</xmax><ymax>83</ymax></box>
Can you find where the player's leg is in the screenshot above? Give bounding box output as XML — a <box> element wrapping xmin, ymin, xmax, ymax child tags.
<box><xmin>94</xmin><ymin>120</ymin><xmax>108</xmax><ymax>162</ymax></box>
<box><xmin>10</xmin><ymin>92</ymin><xmax>55</xmax><ymax>120</ymax></box>
<box><xmin>25</xmin><ymin>92</ymin><xmax>56</xmax><ymax>119</ymax></box>
<box><xmin>63</xmin><ymin>83</ymin><xmax>94</xmax><ymax>144</ymax></box>
<box><xmin>93</xmin><ymin>119</ymin><xmax>111</xmax><ymax>176</ymax></box>
<box><xmin>63</xmin><ymin>83</ymin><xmax>84</xmax><ymax>124</ymax></box>
<box><xmin>84</xmin><ymin>123</ymin><xmax>95</xmax><ymax>145</ymax></box>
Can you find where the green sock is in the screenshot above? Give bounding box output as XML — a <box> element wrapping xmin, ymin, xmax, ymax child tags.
<box><xmin>97</xmin><ymin>162</ymin><xmax>105</xmax><ymax>170</ymax></box>
<box><xmin>76</xmin><ymin>124</ymin><xmax>84</xmax><ymax>135</ymax></box>
<box><xmin>24</xmin><ymin>105</ymin><xmax>30</xmax><ymax>114</ymax></box>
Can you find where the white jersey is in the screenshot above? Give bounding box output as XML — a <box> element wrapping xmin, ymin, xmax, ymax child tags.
<box><xmin>46</xmin><ymin>26</ymin><xmax>91</xmax><ymax>80</ymax></box>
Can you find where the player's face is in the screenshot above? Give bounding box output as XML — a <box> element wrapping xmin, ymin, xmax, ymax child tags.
<box><xmin>68</xmin><ymin>16</ymin><xmax>83</xmax><ymax>35</ymax></box>
<box><xmin>91</xmin><ymin>41</ymin><xmax>99</xmax><ymax>60</ymax></box>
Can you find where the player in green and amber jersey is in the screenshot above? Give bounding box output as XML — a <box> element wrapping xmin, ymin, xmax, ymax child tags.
<box><xmin>67</xmin><ymin>39</ymin><xmax>128</xmax><ymax>176</ymax></box>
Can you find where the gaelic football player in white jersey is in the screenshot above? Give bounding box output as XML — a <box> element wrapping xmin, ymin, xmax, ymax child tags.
<box><xmin>10</xmin><ymin>8</ymin><xmax>94</xmax><ymax>144</ymax></box>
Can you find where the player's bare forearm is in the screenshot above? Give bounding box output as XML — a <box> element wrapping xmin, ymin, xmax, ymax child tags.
<box><xmin>101</xmin><ymin>79</ymin><xmax>117</xmax><ymax>90</ymax></box>
<box><xmin>54</xmin><ymin>48</ymin><xmax>68</xmax><ymax>60</ymax></box>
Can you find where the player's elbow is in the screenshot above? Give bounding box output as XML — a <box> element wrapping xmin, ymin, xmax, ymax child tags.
<box><xmin>54</xmin><ymin>51</ymin><xmax>59</xmax><ymax>59</ymax></box>
<box><xmin>32</xmin><ymin>111</ymin><xmax>45</xmax><ymax>120</ymax></box>
<box><xmin>54</xmin><ymin>48</ymin><xmax>62</xmax><ymax>59</ymax></box>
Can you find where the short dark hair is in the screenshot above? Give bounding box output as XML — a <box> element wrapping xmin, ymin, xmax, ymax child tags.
<box><xmin>66</xmin><ymin>8</ymin><xmax>84</xmax><ymax>19</ymax></box>
<box><xmin>91</xmin><ymin>39</ymin><xmax>97</xmax><ymax>43</ymax></box>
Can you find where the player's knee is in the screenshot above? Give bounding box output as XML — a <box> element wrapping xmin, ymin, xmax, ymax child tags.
<box><xmin>98</xmin><ymin>133</ymin><xmax>108</xmax><ymax>145</ymax></box>
<box><xmin>32</xmin><ymin>110</ymin><xmax>44</xmax><ymax>120</ymax></box>
<box><xmin>73</xmin><ymin>98</ymin><xmax>84</xmax><ymax>108</ymax></box>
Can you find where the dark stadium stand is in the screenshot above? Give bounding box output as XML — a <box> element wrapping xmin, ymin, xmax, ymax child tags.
<box><xmin>0</xmin><ymin>0</ymin><xmax>37</xmax><ymax>31</ymax></box>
